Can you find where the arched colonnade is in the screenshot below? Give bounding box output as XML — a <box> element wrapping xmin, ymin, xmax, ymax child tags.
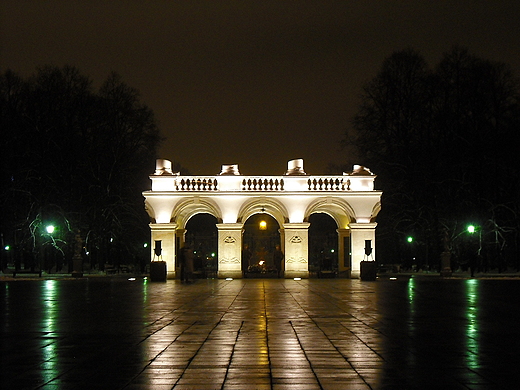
<box><xmin>143</xmin><ymin>159</ymin><xmax>382</xmax><ymax>279</ymax></box>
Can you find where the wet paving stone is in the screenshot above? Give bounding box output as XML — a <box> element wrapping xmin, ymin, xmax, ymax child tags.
<box><xmin>1</xmin><ymin>276</ymin><xmax>520</xmax><ymax>389</ymax></box>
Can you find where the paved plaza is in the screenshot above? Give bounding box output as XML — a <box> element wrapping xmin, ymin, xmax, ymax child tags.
<box><xmin>1</xmin><ymin>276</ymin><xmax>520</xmax><ymax>389</ymax></box>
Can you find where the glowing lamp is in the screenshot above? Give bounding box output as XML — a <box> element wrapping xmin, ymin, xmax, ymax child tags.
<box><xmin>46</xmin><ymin>225</ymin><xmax>55</xmax><ymax>234</ymax></box>
<box><xmin>467</xmin><ymin>225</ymin><xmax>476</xmax><ymax>234</ymax></box>
<box><xmin>259</xmin><ymin>220</ymin><xmax>267</xmax><ymax>230</ymax></box>
<box><xmin>407</xmin><ymin>236</ymin><xmax>413</xmax><ymax>243</ymax></box>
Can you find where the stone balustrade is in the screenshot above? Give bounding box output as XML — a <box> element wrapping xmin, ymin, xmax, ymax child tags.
<box><xmin>151</xmin><ymin>174</ymin><xmax>374</xmax><ymax>192</ymax></box>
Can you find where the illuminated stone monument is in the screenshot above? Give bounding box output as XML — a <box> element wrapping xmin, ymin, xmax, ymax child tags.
<box><xmin>143</xmin><ymin>159</ymin><xmax>382</xmax><ymax>279</ymax></box>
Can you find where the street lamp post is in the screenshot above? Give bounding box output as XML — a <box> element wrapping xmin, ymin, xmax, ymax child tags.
<box><xmin>467</xmin><ymin>225</ymin><xmax>482</xmax><ymax>255</ymax></box>
<box><xmin>42</xmin><ymin>224</ymin><xmax>56</xmax><ymax>275</ymax></box>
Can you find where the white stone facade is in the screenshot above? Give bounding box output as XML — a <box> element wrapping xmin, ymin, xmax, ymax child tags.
<box><xmin>143</xmin><ymin>159</ymin><xmax>382</xmax><ymax>279</ymax></box>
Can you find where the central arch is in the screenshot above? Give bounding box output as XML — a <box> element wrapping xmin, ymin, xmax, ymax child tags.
<box><xmin>242</xmin><ymin>213</ymin><xmax>281</xmax><ymax>277</ymax></box>
<box><xmin>237</xmin><ymin>197</ymin><xmax>288</xmax><ymax>226</ymax></box>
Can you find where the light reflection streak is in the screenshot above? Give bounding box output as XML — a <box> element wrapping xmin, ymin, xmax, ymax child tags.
<box><xmin>465</xmin><ymin>279</ymin><xmax>479</xmax><ymax>368</ymax></box>
<box><xmin>40</xmin><ymin>280</ymin><xmax>60</xmax><ymax>385</ymax></box>
<box><xmin>42</xmin><ymin>280</ymin><xmax>58</xmax><ymax>330</ymax></box>
<box><xmin>408</xmin><ymin>277</ymin><xmax>416</xmax><ymax>307</ymax></box>
<box><xmin>142</xmin><ymin>277</ymin><xmax>148</xmax><ymax>302</ymax></box>
<box><xmin>407</xmin><ymin>277</ymin><xmax>417</xmax><ymax>367</ymax></box>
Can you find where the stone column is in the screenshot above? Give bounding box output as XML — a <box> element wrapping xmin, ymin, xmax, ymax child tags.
<box><xmin>283</xmin><ymin>223</ymin><xmax>310</xmax><ymax>279</ymax></box>
<box><xmin>278</xmin><ymin>227</ymin><xmax>285</xmax><ymax>254</ymax></box>
<box><xmin>337</xmin><ymin>228</ymin><xmax>351</xmax><ymax>277</ymax></box>
<box><xmin>175</xmin><ymin>228</ymin><xmax>185</xmax><ymax>277</ymax></box>
<box><xmin>349</xmin><ymin>222</ymin><xmax>377</xmax><ymax>279</ymax></box>
<box><xmin>217</xmin><ymin>223</ymin><xmax>243</xmax><ymax>279</ymax></box>
<box><xmin>150</xmin><ymin>223</ymin><xmax>177</xmax><ymax>279</ymax></box>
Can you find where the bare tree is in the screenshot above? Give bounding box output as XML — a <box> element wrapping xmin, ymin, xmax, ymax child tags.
<box><xmin>347</xmin><ymin>47</ymin><xmax>520</xmax><ymax>270</ymax></box>
<box><xmin>0</xmin><ymin>66</ymin><xmax>162</xmax><ymax>272</ymax></box>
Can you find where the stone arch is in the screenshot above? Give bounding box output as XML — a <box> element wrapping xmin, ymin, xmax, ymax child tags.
<box><xmin>308</xmin><ymin>213</ymin><xmax>339</xmax><ymax>276</ymax></box>
<box><xmin>173</xmin><ymin>198</ymin><xmax>223</xmax><ymax>229</ymax></box>
<box><xmin>237</xmin><ymin>197</ymin><xmax>288</xmax><ymax>228</ymax></box>
<box><xmin>304</xmin><ymin>197</ymin><xmax>355</xmax><ymax>230</ymax></box>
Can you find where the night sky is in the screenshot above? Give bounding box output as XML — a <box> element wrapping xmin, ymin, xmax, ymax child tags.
<box><xmin>2</xmin><ymin>1</ymin><xmax>520</xmax><ymax>176</ymax></box>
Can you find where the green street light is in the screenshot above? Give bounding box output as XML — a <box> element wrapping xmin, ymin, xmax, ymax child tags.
<box><xmin>467</xmin><ymin>225</ymin><xmax>476</xmax><ymax>234</ymax></box>
<box><xmin>407</xmin><ymin>236</ymin><xmax>413</xmax><ymax>243</ymax></box>
<box><xmin>46</xmin><ymin>225</ymin><xmax>55</xmax><ymax>234</ymax></box>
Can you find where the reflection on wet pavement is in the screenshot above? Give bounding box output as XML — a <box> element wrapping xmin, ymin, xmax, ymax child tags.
<box><xmin>1</xmin><ymin>277</ymin><xmax>519</xmax><ymax>389</ymax></box>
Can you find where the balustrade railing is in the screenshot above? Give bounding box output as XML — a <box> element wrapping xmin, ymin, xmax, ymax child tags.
<box><xmin>151</xmin><ymin>174</ymin><xmax>372</xmax><ymax>192</ymax></box>
<box><xmin>307</xmin><ymin>176</ymin><xmax>348</xmax><ymax>191</ymax></box>
<box><xmin>176</xmin><ymin>177</ymin><xmax>218</xmax><ymax>191</ymax></box>
<box><xmin>242</xmin><ymin>177</ymin><xmax>284</xmax><ymax>191</ymax></box>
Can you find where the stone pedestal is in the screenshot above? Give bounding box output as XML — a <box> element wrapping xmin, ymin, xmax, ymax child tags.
<box><xmin>360</xmin><ymin>261</ymin><xmax>377</xmax><ymax>281</ymax></box>
<box><xmin>150</xmin><ymin>223</ymin><xmax>177</xmax><ymax>279</ymax></box>
<box><xmin>150</xmin><ymin>261</ymin><xmax>167</xmax><ymax>282</ymax></box>
<box><xmin>349</xmin><ymin>223</ymin><xmax>377</xmax><ymax>279</ymax></box>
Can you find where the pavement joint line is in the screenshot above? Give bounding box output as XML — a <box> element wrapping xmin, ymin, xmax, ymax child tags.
<box><xmin>337</xmin><ymin>320</ymin><xmax>386</xmax><ymax>361</ymax></box>
<box><xmin>263</xmin><ymin>281</ymin><xmax>274</xmax><ymax>390</ymax></box>
<box><xmin>289</xmin><ymin>320</ymin><xmax>324</xmax><ymax>390</ymax></box>
<box><xmin>284</xmin><ymin>281</ymin><xmax>377</xmax><ymax>389</ymax></box>
<box><xmin>219</xmin><ymin>320</ymin><xmax>245</xmax><ymax>390</ymax></box>
<box><xmin>175</xmin><ymin>280</ymin><xmax>247</xmax><ymax>389</ymax></box>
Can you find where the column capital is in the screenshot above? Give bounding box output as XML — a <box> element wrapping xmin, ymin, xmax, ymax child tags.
<box><xmin>349</xmin><ymin>222</ymin><xmax>378</xmax><ymax>229</ymax></box>
<box><xmin>283</xmin><ymin>222</ymin><xmax>311</xmax><ymax>229</ymax></box>
<box><xmin>150</xmin><ymin>223</ymin><xmax>178</xmax><ymax>231</ymax></box>
<box><xmin>216</xmin><ymin>223</ymin><xmax>244</xmax><ymax>231</ymax></box>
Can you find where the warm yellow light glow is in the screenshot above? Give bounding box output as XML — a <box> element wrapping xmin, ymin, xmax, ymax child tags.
<box><xmin>145</xmin><ymin>159</ymin><xmax>382</xmax><ymax>281</ymax></box>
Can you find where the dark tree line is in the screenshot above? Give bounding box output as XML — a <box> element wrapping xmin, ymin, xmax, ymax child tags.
<box><xmin>347</xmin><ymin>47</ymin><xmax>520</xmax><ymax>272</ymax></box>
<box><xmin>0</xmin><ymin>66</ymin><xmax>161</xmax><ymax>272</ymax></box>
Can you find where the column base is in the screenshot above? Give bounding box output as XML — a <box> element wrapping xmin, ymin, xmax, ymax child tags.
<box><xmin>284</xmin><ymin>271</ymin><xmax>309</xmax><ymax>279</ymax></box>
<box><xmin>218</xmin><ymin>270</ymin><xmax>243</xmax><ymax>279</ymax></box>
